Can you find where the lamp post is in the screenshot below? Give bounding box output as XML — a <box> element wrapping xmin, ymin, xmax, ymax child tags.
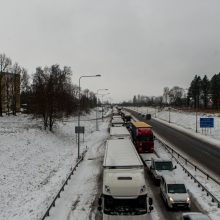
<box><xmin>96</xmin><ymin>89</ymin><xmax>108</xmax><ymax>131</ymax></box>
<box><xmin>101</xmin><ymin>93</ymin><xmax>110</xmax><ymax>121</ymax></box>
<box><xmin>78</xmin><ymin>74</ymin><xmax>101</xmax><ymax>159</ymax></box>
<box><xmin>168</xmin><ymin>107</ymin><xmax>171</xmax><ymax>123</ymax></box>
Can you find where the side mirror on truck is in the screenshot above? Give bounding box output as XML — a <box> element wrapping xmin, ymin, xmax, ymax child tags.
<box><xmin>173</xmin><ymin>165</ymin><xmax>177</xmax><ymax>170</ymax></box>
<box><xmin>149</xmin><ymin>197</ymin><xmax>153</xmax><ymax>206</ymax></box>
<box><xmin>98</xmin><ymin>197</ymin><xmax>102</xmax><ymax>206</ymax></box>
<box><xmin>98</xmin><ymin>197</ymin><xmax>102</xmax><ymax>212</ymax></box>
<box><xmin>148</xmin><ymin>197</ymin><xmax>153</xmax><ymax>212</ymax></box>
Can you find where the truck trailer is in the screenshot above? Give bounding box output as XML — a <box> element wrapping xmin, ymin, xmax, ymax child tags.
<box><xmin>98</xmin><ymin>138</ymin><xmax>153</xmax><ymax>219</ymax></box>
<box><xmin>109</xmin><ymin>126</ymin><xmax>131</xmax><ymax>140</ymax></box>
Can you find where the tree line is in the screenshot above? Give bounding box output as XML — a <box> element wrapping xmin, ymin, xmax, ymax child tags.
<box><xmin>0</xmin><ymin>53</ymin><xmax>97</xmax><ymax>131</ymax></box>
<box><xmin>127</xmin><ymin>73</ymin><xmax>220</xmax><ymax>110</ymax></box>
<box><xmin>188</xmin><ymin>74</ymin><xmax>220</xmax><ymax>109</ymax></box>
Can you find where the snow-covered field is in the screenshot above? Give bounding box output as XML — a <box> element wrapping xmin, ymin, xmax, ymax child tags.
<box><xmin>0</xmin><ymin>110</ymin><xmax>110</xmax><ymax>220</ymax></box>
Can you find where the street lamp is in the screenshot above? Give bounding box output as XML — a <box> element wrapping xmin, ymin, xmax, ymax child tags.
<box><xmin>96</xmin><ymin>89</ymin><xmax>108</xmax><ymax>131</ymax></box>
<box><xmin>77</xmin><ymin>74</ymin><xmax>101</xmax><ymax>159</ymax></box>
<box><xmin>101</xmin><ymin>93</ymin><xmax>110</xmax><ymax>121</ymax></box>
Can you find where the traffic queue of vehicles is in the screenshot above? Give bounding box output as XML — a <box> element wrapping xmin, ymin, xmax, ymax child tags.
<box><xmin>98</xmin><ymin>107</ymin><xmax>209</xmax><ymax>219</ymax></box>
<box><xmin>98</xmin><ymin>109</ymin><xmax>153</xmax><ymax>219</ymax></box>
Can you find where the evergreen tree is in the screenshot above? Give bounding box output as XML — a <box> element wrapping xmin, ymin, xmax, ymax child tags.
<box><xmin>201</xmin><ymin>75</ymin><xmax>210</xmax><ymax>108</ymax></box>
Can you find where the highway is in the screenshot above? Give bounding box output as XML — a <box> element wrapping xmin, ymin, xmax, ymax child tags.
<box><xmin>145</xmin><ymin>168</ymin><xmax>200</xmax><ymax>220</ymax></box>
<box><xmin>128</xmin><ymin>109</ymin><xmax>220</xmax><ymax>179</ymax></box>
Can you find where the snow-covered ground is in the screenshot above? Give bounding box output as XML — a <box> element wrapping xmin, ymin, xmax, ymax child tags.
<box><xmin>47</xmin><ymin>120</ymin><xmax>109</xmax><ymax>220</ymax></box>
<box><xmin>0</xmin><ymin>110</ymin><xmax>110</xmax><ymax>220</ymax></box>
<box><xmin>2</xmin><ymin>106</ymin><xmax>220</xmax><ymax>220</ymax></box>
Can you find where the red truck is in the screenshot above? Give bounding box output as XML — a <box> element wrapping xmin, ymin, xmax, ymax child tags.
<box><xmin>130</xmin><ymin>121</ymin><xmax>154</xmax><ymax>153</ymax></box>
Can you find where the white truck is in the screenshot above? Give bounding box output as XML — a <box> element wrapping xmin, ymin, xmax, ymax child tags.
<box><xmin>109</xmin><ymin>126</ymin><xmax>131</xmax><ymax>140</ymax></box>
<box><xmin>111</xmin><ymin>117</ymin><xmax>124</xmax><ymax>127</ymax></box>
<box><xmin>98</xmin><ymin>138</ymin><xmax>153</xmax><ymax>219</ymax></box>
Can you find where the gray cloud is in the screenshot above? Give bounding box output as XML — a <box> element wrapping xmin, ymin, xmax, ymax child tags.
<box><xmin>1</xmin><ymin>0</ymin><xmax>220</xmax><ymax>102</ymax></box>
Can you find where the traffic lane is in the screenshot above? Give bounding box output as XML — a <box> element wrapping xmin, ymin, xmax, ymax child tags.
<box><xmin>145</xmin><ymin>168</ymin><xmax>200</xmax><ymax>220</ymax></box>
<box><xmin>149</xmin><ymin>118</ymin><xmax>220</xmax><ymax>178</ymax></box>
<box><xmin>129</xmin><ymin>109</ymin><xmax>220</xmax><ymax>178</ymax></box>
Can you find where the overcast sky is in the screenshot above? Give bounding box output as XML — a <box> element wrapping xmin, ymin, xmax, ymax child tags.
<box><xmin>1</xmin><ymin>0</ymin><xmax>220</xmax><ymax>102</ymax></box>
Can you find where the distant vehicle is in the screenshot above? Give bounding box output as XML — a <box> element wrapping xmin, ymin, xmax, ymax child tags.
<box><xmin>111</xmin><ymin>117</ymin><xmax>124</xmax><ymax>127</ymax></box>
<box><xmin>149</xmin><ymin>158</ymin><xmax>176</xmax><ymax>184</ymax></box>
<box><xmin>180</xmin><ymin>212</ymin><xmax>211</xmax><ymax>220</ymax></box>
<box><xmin>145</xmin><ymin>114</ymin><xmax>151</xmax><ymax>120</ymax></box>
<box><xmin>160</xmin><ymin>175</ymin><xmax>191</xmax><ymax>209</ymax></box>
<box><xmin>124</xmin><ymin>113</ymin><xmax>132</xmax><ymax>123</ymax></box>
<box><xmin>109</xmin><ymin>126</ymin><xmax>131</xmax><ymax>139</ymax></box>
<box><xmin>130</xmin><ymin>121</ymin><xmax>154</xmax><ymax>153</ymax></box>
<box><xmin>98</xmin><ymin>138</ymin><xmax>153</xmax><ymax>219</ymax></box>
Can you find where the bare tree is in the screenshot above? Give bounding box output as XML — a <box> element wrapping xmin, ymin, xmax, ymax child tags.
<box><xmin>11</xmin><ymin>63</ymin><xmax>21</xmax><ymax>115</ymax></box>
<box><xmin>32</xmin><ymin>65</ymin><xmax>74</xmax><ymax>131</ymax></box>
<box><xmin>21</xmin><ymin>68</ymin><xmax>30</xmax><ymax>93</ymax></box>
<box><xmin>0</xmin><ymin>53</ymin><xmax>12</xmax><ymax>116</ymax></box>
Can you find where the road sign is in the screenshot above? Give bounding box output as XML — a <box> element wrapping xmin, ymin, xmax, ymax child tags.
<box><xmin>75</xmin><ymin>126</ymin><xmax>85</xmax><ymax>134</ymax></box>
<box><xmin>200</xmin><ymin>117</ymin><xmax>214</xmax><ymax>128</ymax></box>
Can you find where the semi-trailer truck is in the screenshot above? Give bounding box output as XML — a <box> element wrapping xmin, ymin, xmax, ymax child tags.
<box><xmin>109</xmin><ymin>126</ymin><xmax>131</xmax><ymax>139</ymax></box>
<box><xmin>130</xmin><ymin>121</ymin><xmax>154</xmax><ymax>153</ymax></box>
<box><xmin>98</xmin><ymin>138</ymin><xmax>153</xmax><ymax>219</ymax></box>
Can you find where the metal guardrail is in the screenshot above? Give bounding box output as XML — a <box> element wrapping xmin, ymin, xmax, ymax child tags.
<box><xmin>41</xmin><ymin>149</ymin><xmax>88</xmax><ymax>220</ymax></box>
<box><xmin>155</xmin><ymin>134</ymin><xmax>220</xmax><ymax>208</ymax></box>
<box><xmin>126</xmin><ymin>108</ymin><xmax>220</xmax><ymax>208</ymax></box>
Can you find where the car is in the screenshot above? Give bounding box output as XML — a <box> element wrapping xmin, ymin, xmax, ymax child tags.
<box><xmin>160</xmin><ymin>174</ymin><xmax>191</xmax><ymax>209</ymax></box>
<box><xmin>180</xmin><ymin>212</ymin><xmax>211</xmax><ymax>220</ymax></box>
<box><xmin>149</xmin><ymin>158</ymin><xmax>176</xmax><ymax>184</ymax></box>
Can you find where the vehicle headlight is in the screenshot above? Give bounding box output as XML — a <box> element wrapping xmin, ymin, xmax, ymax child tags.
<box><xmin>169</xmin><ymin>197</ymin><xmax>174</xmax><ymax>202</ymax></box>
<box><xmin>186</xmin><ymin>197</ymin><xmax>190</xmax><ymax>202</ymax></box>
<box><xmin>105</xmin><ymin>185</ymin><xmax>111</xmax><ymax>193</ymax></box>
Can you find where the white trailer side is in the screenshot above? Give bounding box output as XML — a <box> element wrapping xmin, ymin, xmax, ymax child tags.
<box><xmin>103</xmin><ymin>139</ymin><xmax>143</xmax><ymax>169</ymax></box>
<box><xmin>109</xmin><ymin>126</ymin><xmax>131</xmax><ymax>139</ymax></box>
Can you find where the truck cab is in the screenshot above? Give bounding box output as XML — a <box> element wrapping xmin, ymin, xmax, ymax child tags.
<box><xmin>99</xmin><ymin>169</ymin><xmax>153</xmax><ymax>219</ymax></box>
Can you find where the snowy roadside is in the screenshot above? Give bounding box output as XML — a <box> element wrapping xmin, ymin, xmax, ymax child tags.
<box><xmin>0</xmin><ymin>110</ymin><xmax>110</xmax><ymax>220</ymax></box>
<box><xmin>47</xmin><ymin>120</ymin><xmax>109</xmax><ymax>220</ymax></box>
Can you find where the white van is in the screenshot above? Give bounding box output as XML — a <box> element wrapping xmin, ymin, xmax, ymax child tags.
<box><xmin>180</xmin><ymin>212</ymin><xmax>211</xmax><ymax>220</ymax></box>
<box><xmin>160</xmin><ymin>175</ymin><xmax>191</xmax><ymax>209</ymax></box>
